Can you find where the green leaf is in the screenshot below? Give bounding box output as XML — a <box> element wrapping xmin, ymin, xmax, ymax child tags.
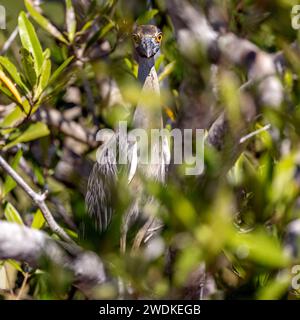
<box><xmin>40</xmin><ymin>59</ymin><xmax>51</xmax><ymax>90</ymax></box>
<box><xmin>31</xmin><ymin>209</ymin><xmax>45</xmax><ymax>229</ymax></box>
<box><xmin>35</xmin><ymin>53</ymin><xmax>51</xmax><ymax>99</ymax></box>
<box><xmin>48</xmin><ymin>56</ymin><xmax>74</xmax><ymax>86</ymax></box>
<box><xmin>7</xmin><ymin>260</ymin><xmax>24</xmax><ymax>274</ymax></box>
<box><xmin>4</xmin><ymin>202</ymin><xmax>24</xmax><ymax>225</ymax></box>
<box><xmin>158</xmin><ymin>61</ymin><xmax>176</xmax><ymax>82</ymax></box>
<box><xmin>25</xmin><ymin>0</ymin><xmax>68</xmax><ymax>45</ymax></box>
<box><xmin>20</xmin><ymin>47</ymin><xmax>37</xmax><ymax>87</ymax></box>
<box><xmin>0</xmin><ymin>69</ymin><xmax>24</xmax><ymax>105</ymax></box>
<box><xmin>137</xmin><ymin>9</ymin><xmax>159</xmax><ymax>24</ymax></box>
<box><xmin>0</xmin><ymin>57</ymin><xmax>29</xmax><ymax>94</ymax></box>
<box><xmin>66</xmin><ymin>0</ymin><xmax>77</xmax><ymax>43</ymax></box>
<box><xmin>4</xmin><ymin>122</ymin><xmax>50</xmax><ymax>150</ymax></box>
<box><xmin>0</xmin><ymin>83</ymin><xmax>19</xmax><ymax>104</ymax></box>
<box><xmin>229</xmin><ymin>229</ymin><xmax>290</xmax><ymax>268</ymax></box>
<box><xmin>257</xmin><ymin>272</ymin><xmax>291</xmax><ymax>300</ymax></box>
<box><xmin>18</xmin><ymin>11</ymin><xmax>43</xmax><ymax>75</ymax></box>
<box><xmin>0</xmin><ymin>106</ymin><xmax>26</xmax><ymax>131</ymax></box>
<box><xmin>3</xmin><ymin>149</ymin><xmax>23</xmax><ymax>197</ymax></box>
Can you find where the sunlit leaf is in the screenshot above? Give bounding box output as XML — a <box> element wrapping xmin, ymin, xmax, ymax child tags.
<box><xmin>31</xmin><ymin>209</ymin><xmax>45</xmax><ymax>229</ymax></box>
<box><xmin>18</xmin><ymin>11</ymin><xmax>43</xmax><ymax>75</ymax></box>
<box><xmin>25</xmin><ymin>0</ymin><xmax>68</xmax><ymax>44</ymax></box>
<box><xmin>158</xmin><ymin>61</ymin><xmax>176</xmax><ymax>82</ymax></box>
<box><xmin>0</xmin><ymin>57</ymin><xmax>29</xmax><ymax>94</ymax></box>
<box><xmin>4</xmin><ymin>122</ymin><xmax>50</xmax><ymax>150</ymax></box>
<box><xmin>20</xmin><ymin>47</ymin><xmax>37</xmax><ymax>87</ymax></box>
<box><xmin>48</xmin><ymin>56</ymin><xmax>74</xmax><ymax>86</ymax></box>
<box><xmin>65</xmin><ymin>0</ymin><xmax>77</xmax><ymax>43</ymax></box>
<box><xmin>229</xmin><ymin>229</ymin><xmax>290</xmax><ymax>268</ymax></box>
<box><xmin>0</xmin><ymin>69</ymin><xmax>23</xmax><ymax>105</ymax></box>
<box><xmin>4</xmin><ymin>202</ymin><xmax>24</xmax><ymax>225</ymax></box>
<box><xmin>257</xmin><ymin>272</ymin><xmax>291</xmax><ymax>299</ymax></box>
<box><xmin>7</xmin><ymin>260</ymin><xmax>24</xmax><ymax>274</ymax></box>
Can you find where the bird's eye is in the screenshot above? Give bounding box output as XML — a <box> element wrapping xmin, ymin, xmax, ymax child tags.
<box><xmin>132</xmin><ymin>34</ymin><xmax>140</xmax><ymax>43</ymax></box>
<box><xmin>155</xmin><ymin>33</ymin><xmax>163</xmax><ymax>43</ymax></box>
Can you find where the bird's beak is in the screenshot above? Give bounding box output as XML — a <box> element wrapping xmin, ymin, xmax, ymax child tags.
<box><xmin>140</xmin><ymin>37</ymin><xmax>158</xmax><ymax>58</ymax></box>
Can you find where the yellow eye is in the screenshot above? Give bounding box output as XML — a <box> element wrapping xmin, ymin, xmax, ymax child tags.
<box><xmin>132</xmin><ymin>34</ymin><xmax>140</xmax><ymax>44</ymax></box>
<box><xmin>155</xmin><ymin>33</ymin><xmax>163</xmax><ymax>43</ymax></box>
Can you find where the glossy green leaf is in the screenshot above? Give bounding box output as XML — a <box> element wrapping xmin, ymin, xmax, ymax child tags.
<box><xmin>0</xmin><ymin>57</ymin><xmax>29</xmax><ymax>94</ymax></box>
<box><xmin>4</xmin><ymin>122</ymin><xmax>50</xmax><ymax>150</ymax></box>
<box><xmin>0</xmin><ymin>106</ymin><xmax>26</xmax><ymax>131</ymax></box>
<box><xmin>20</xmin><ymin>47</ymin><xmax>37</xmax><ymax>87</ymax></box>
<box><xmin>18</xmin><ymin>11</ymin><xmax>43</xmax><ymax>75</ymax></box>
<box><xmin>65</xmin><ymin>0</ymin><xmax>77</xmax><ymax>43</ymax></box>
<box><xmin>25</xmin><ymin>0</ymin><xmax>68</xmax><ymax>44</ymax></box>
<box><xmin>48</xmin><ymin>56</ymin><xmax>74</xmax><ymax>86</ymax></box>
<box><xmin>4</xmin><ymin>202</ymin><xmax>24</xmax><ymax>225</ymax></box>
<box><xmin>35</xmin><ymin>53</ymin><xmax>51</xmax><ymax>99</ymax></box>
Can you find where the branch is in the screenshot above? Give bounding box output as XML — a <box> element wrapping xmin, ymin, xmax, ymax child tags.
<box><xmin>0</xmin><ymin>154</ymin><xmax>74</xmax><ymax>244</ymax></box>
<box><xmin>34</xmin><ymin>108</ymin><xmax>98</xmax><ymax>149</ymax></box>
<box><xmin>167</xmin><ymin>0</ymin><xmax>283</xmax><ymax>109</ymax></box>
<box><xmin>0</xmin><ymin>221</ymin><xmax>106</xmax><ymax>287</ymax></box>
<box><xmin>0</xmin><ymin>26</ymin><xmax>19</xmax><ymax>55</ymax></box>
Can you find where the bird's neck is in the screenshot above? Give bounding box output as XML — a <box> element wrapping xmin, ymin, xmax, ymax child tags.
<box><xmin>133</xmin><ymin>56</ymin><xmax>162</xmax><ymax>129</ymax></box>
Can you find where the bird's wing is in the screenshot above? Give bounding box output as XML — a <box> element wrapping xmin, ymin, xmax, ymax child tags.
<box><xmin>85</xmin><ymin>137</ymin><xmax>117</xmax><ymax>234</ymax></box>
<box><xmin>127</xmin><ymin>139</ymin><xmax>138</xmax><ymax>184</ymax></box>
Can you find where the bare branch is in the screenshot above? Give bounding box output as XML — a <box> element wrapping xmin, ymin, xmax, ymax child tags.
<box><xmin>0</xmin><ymin>154</ymin><xmax>74</xmax><ymax>244</ymax></box>
<box><xmin>0</xmin><ymin>221</ymin><xmax>106</xmax><ymax>287</ymax></box>
<box><xmin>167</xmin><ymin>0</ymin><xmax>283</xmax><ymax>108</ymax></box>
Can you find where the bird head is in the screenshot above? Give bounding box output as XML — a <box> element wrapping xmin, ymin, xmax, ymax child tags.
<box><xmin>132</xmin><ymin>25</ymin><xmax>162</xmax><ymax>59</ymax></box>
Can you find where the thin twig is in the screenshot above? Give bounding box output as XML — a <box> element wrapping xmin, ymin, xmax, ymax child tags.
<box><xmin>239</xmin><ymin>124</ymin><xmax>271</xmax><ymax>144</ymax></box>
<box><xmin>0</xmin><ymin>154</ymin><xmax>74</xmax><ymax>244</ymax></box>
<box><xmin>16</xmin><ymin>272</ymin><xmax>29</xmax><ymax>300</ymax></box>
<box><xmin>0</xmin><ymin>26</ymin><xmax>19</xmax><ymax>55</ymax></box>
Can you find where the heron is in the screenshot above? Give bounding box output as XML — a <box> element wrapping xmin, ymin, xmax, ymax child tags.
<box><xmin>85</xmin><ymin>24</ymin><xmax>170</xmax><ymax>253</ymax></box>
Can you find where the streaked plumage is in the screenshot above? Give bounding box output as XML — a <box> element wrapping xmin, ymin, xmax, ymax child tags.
<box><xmin>85</xmin><ymin>25</ymin><xmax>170</xmax><ymax>251</ymax></box>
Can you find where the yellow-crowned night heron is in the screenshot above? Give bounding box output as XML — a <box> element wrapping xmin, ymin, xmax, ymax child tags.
<box><xmin>85</xmin><ymin>25</ymin><xmax>170</xmax><ymax>252</ymax></box>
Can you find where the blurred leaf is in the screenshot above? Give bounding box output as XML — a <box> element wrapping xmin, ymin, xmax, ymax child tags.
<box><xmin>18</xmin><ymin>11</ymin><xmax>43</xmax><ymax>75</ymax></box>
<box><xmin>31</xmin><ymin>209</ymin><xmax>45</xmax><ymax>229</ymax></box>
<box><xmin>269</xmin><ymin>153</ymin><xmax>297</xmax><ymax>204</ymax></box>
<box><xmin>4</xmin><ymin>122</ymin><xmax>50</xmax><ymax>150</ymax></box>
<box><xmin>3</xmin><ymin>149</ymin><xmax>23</xmax><ymax>197</ymax></box>
<box><xmin>158</xmin><ymin>61</ymin><xmax>176</xmax><ymax>82</ymax></box>
<box><xmin>7</xmin><ymin>260</ymin><xmax>24</xmax><ymax>274</ymax></box>
<box><xmin>65</xmin><ymin>0</ymin><xmax>77</xmax><ymax>43</ymax></box>
<box><xmin>99</xmin><ymin>20</ymin><xmax>115</xmax><ymax>38</ymax></box>
<box><xmin>137</xmin><ymin>9</ymin><xmax>159</xmax><ymax>24</ymax></box>
<box><xmin>229</xmin><ymin>229</ymin><xmax>290</xmax><ymax>268</ymax></box>
<box><xmin>4</xmin><ymin>202</ymin><xmax>24</xmax><ymax>225</ymax></box>
<box><xmin>25</xmin><ymin>0</ymin><xmax>68</xmax><ymax>44</ymax></box>
<box><xmin>257</xmin><ymin>272</ymin><xmax>291</xmax><ymax>299</ymax></box>
<box><xmin>174</xmin><ymin>245</ymin><xmax>202</xmax><ymax>286</ymax></box>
